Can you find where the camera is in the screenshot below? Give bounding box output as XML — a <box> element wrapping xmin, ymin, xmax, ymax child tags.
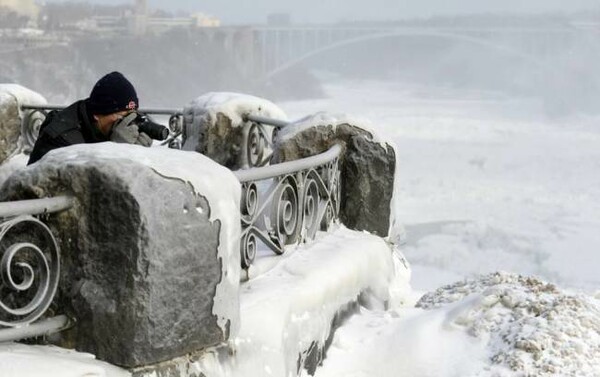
<box><xmin>134</xmin><ymin>113</ymin><xmax>169</xmax><ymax>141</ymax></box>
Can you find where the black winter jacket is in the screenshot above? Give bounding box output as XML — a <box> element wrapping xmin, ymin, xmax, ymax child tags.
<box><xmin>28</xmin><ymin>100</ymin><xmax>109</xmax><ymax>165</ymax></box>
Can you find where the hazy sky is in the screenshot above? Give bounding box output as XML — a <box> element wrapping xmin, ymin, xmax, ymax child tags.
<box><xmin>45</xmin><ymin>0</ymin><xmax>600</xmax><ymax>24</ymax></box>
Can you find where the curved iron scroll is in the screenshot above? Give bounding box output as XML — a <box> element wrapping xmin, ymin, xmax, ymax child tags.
<box><xmin>21</xmin><ymin>109</ymin><xmax>48</xmax><ymax>153</ymax></box>
<box><xmin>237</xmin><ymin>145</ymin><xmax>342</xmax><ymax>268</ymax></box>
<box><xmin>244</xmin><ymin>122</ymin><xmax>272</xmax><ymax>168</ymax></box>
<box><xmin>0</xmin><ymin>216</ymin><xmax>60</xmax><ymax>326</ymax></box>
<box><xmin>241</xmin><ymin>113</ymin><xmax>289</xmax><ymax>169</ymax></box>
<box><xmin>0</xmin><ymin>196</ymin><xmax>71</xmax><ymax>334</ymax></box>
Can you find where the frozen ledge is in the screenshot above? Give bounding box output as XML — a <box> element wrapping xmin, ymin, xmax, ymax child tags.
<box><xmin>193</xmin><ymin>226</ymin><xmax>402</xmax><ymax>377</ymax></box>
<box><xmin>0</xmin><ymin>227</ymin><xmax>408</xmax><ymax>377</ymax></box>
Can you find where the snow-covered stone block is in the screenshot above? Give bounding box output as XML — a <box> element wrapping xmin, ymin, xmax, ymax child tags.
<box><xmin>0</xmin><ymin>84</ymin><xmax>46</xmax><ymax>164</ymax></box>
<box><xmin>181</xmin><ymin>92</ymin><xmax>287</xmax><ymax>170</ymax></box>
<box><xmin>0</xmin><ymin>143</ymin><xmax>241</xmax><ymax>368</ymax></box>
<box><xmin>273</xmin><ymin>112</ymin><xmax>397</xmax><ymax>237</ymax></box>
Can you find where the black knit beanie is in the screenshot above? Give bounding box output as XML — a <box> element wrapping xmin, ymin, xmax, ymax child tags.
<box><xmin>87</xmin><ymin>72</ymin><xmax>138</xmax><ymax>115</ymax></box>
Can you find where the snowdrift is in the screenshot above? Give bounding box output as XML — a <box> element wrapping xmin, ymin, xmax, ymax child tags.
<box><xmin>417</xmin><ymin>272</ymin><xmax>600</xmax><ymax>376</ymax></box>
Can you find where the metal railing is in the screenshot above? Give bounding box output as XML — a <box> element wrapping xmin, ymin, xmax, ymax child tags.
<box><xmin>0</xmin><ymin>196</ymin><xmax>73</xmax><ymax>341</ymax></box>
<box><xmin>16</xmin><ymin>105</ymin><xmax>341</xmax><ymax>270</ymax></box>
<box><xmin>240</xmin><ymin>114</ymin><xmax>289</xmax><ymax>169</ymax></box>
<box><xmin>234</xmin><ymin>141</ymin><xmax>342</xmax><ymax>268</ymax></box>
<box><xmin>19</xmin><ymin>104</ymin><xmax>184</xmax><ymax>152</ymax></box>
<box><xmin>19</xmin><ymin>104</ymin><xmax>286</xmax><ymax>169</ymax></box>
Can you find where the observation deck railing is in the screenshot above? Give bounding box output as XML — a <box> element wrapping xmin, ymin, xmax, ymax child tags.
<box><xmin>1</xmin><ymin>105</ymin><xmax>342</xmax><ymax>342</ymax></box>
<box><xmin>19</xmin><ymin>104</ymin><xmax>185</xmax><ymax>151</ymax></box>
<box><xmin>234</xmin><ymin>143</ymin><xmax>342</xmax><ymax>268</ymax></box>
<box><xmin>19</xmin><ymin>105</ymin><xmax>342</xmax><ymax>268</ymax></box>
<box><xmin>0</xmin><ymin>196</ymin><xmax>73</xmax><ymax>341</ymax></box>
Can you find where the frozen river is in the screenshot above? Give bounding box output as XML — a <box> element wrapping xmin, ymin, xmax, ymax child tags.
<box><xmin>281</xmin><ymin>80</ymin><xmax>600</xmax><ymax>295</ymax></box>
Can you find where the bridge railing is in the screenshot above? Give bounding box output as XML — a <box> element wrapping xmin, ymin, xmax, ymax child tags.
<box><xmin>0</xmin><ymin>196</ymin><xmax>73</xmax><ymax>342</ymax></box>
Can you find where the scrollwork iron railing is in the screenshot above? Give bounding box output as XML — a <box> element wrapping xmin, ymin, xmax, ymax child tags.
<box><xmin>0</xmin><ymin>196</ymin><xmax>73</xmax><ymax>341</ymax></box>
<box><xmin>234</xmin><ymin>144</ymin><xmax>342</xmax><ymax>268</ymax></box>
<box><xmin>20</xmin><ymin>104</ymin><xmax>184</xmax><ymax>151</ymax></box>
<box><xmin>242</xmin><ymin>114</ymin><xmax>289</xmax><ymax>169</ymax></box>
<box><xmin>19</xmin><ymin>105</ymin><xmax>283</xmax><ymax>170</ymax></box>
<box><xmin>18</xmin><ymin>104</ymin><xmax>339</xmax><ymax>271</ymax></box>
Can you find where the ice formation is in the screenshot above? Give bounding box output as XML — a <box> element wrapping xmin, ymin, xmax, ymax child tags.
<box><xmin>417</xmin><ymin>272</ymin><xmax>600</xmax><ymax>376</ymax></box>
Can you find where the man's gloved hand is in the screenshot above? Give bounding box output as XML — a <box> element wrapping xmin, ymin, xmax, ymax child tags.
<box><xmin>110</xmin><ymin>112</ymin><xmax>153</xmax><ymax>147</ymax></box>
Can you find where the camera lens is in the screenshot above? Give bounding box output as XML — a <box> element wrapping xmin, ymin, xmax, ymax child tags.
<box><xmin>136</xmin><ymin>114</ymin><xmax>170</xmax><ymax>141</ymax></box>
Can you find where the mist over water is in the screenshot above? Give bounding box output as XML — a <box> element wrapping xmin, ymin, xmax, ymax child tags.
<box><xmin>290</xmin><ymin>18</ymin><xmax>600</xmax><ymax>118</ymax></box>
<box><xmin>1</xmin><ymin>3</ymin><xmax>599</xmax><ymax>118</ymax></box>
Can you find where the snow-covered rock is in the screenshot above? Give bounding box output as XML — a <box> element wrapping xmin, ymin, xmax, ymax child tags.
<box><xmin>417</xmin><ymin>272</ymin><xmax>600</xmax><ymax>376</ymax></box>
<box><xmin>182</xmin><ymin>92</ymin><xmax>287</xmax><ymax>169</ymax></box>
<box><xmin>313</xmin><ymin>272</ymin><xmax>600</xmax><ymax>377</ymax></box>
<box><xmin>0</xmin><ymin>84</ymin><xmax>46</xmax><ymax>164</ymax></box>
<box><xmin>0</xmin><ymin>143</ymin><xmax>241</xmax><ymax>369</ymax></box>
<box><xmin>0</xmin><ymin>153</ymin><xmax>28</xmax><ymax>185</ymax></box>
<box><xmin>273</xmin><ymin>112</ymin><xmax>397</xmax><ymax>237</ymax></box>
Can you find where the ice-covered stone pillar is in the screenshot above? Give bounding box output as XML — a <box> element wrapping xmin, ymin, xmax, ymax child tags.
<box><xmin>273</xmin><ymin>113</ymin><xmax>398</xmax><ymax>237</ymax></box>
<box><xmin>0</xmin><ymin>143</ymin><xmax>241</xmax><ymax>369</ymax></box>
<box><xmin>0</xmin><ymin>84</ymin><xmax>47</xmax><ymax>165</ymax></box>
<box><xmin>181</xmin><ymin>92</ymin><xmax>287</xmax><ymax>170</ymax></box>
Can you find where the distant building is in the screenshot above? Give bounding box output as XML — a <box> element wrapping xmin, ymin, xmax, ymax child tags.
<box><xmin>191</xmin><ymin>13</ymin><xmax>220</xmax><ymax>28</ymax></box>
<box><xmin>0</xmin><ymin>0</ymin><xmax>39</xmax><ymax>18</ymax></box>
<box><xmin>11</xmin><ymin>0</ymin><xmax>221</xmax><ymax>36</ymax></box>
<box><xmin>126</xmin><ymin>10</ymin><xmax>220</xmax><ymax>35</ymax></box>
<box><xmin>0</xmin><ymin>0</ymin><xmax>39</xmax><ymax>27</ymax></box>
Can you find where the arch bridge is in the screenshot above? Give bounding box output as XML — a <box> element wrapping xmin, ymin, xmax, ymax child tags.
<box><xmin>214</xmin><ymin>24</ymin><xmax>597</xmax><ymax>80</ymax></box>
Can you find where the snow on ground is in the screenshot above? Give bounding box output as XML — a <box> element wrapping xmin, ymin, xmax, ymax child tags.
<box><xmin>2</xmin><ymin>79</ymin><xmax>600</xmax><ymax>376</ymax></box>
<box><xmin>0</xmin><ymin>342</ymin><xmax>128</xmax><ymax>377</ymax></box>
<box><xmin>280</xmin><ymin>79</ymin><xmax>600</xmax><ymax>295</ymax></box>
<box><xmin>279</xmin><ymin>79</ymin><xmax>600</xmax><ymax>376</ymax></box>
<box><xmin>312</xmin><ymin>272</ymin><xmax>600</xmax><ymax>377</ymax></box>
<box><xmin>417</xmin><ymin>272</ymin><xmax>600</xmax><ymax>376</ymax></box>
